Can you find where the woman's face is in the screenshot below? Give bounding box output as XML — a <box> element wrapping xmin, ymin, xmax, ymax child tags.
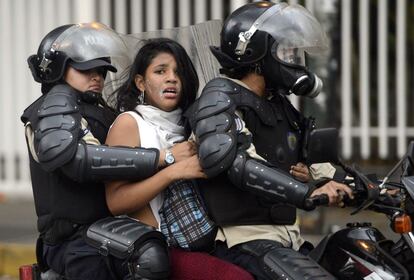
<box><xmin>135</xmin><ymin>52</ymin><xmax>182</xmax><ymax>112</ymax></box>
<box><xmin>64</xmin><ymin>66</ymin><xmax>105</xmax><ymax>93</ymax></box>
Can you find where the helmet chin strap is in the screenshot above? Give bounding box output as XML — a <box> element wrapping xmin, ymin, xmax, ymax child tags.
<box><xmin>235</xmin><ymin>4</ymin><xmax>283</xmax><ymax>56</ymax></box>
<box><xmin>81</xmin><ymin>91</ymin><xmax>101</xmax><ymax>104</ymax></box>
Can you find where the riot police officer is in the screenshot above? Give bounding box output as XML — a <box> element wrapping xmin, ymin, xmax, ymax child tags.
<box><xmin>21</xmin><ymin>23</ymin><xmax>169</xmax><ymax>279</ymax></box>
<box><xmin>187</xmin><ymin>2</ymin><xmax>353</xmax><ymax>279</ymax></box>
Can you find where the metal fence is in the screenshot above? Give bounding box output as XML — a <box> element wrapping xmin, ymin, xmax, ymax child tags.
<box><xmin>0</xmin><ymin>0</ymin><xmax>412</xmax><ymax>197</ymax></box>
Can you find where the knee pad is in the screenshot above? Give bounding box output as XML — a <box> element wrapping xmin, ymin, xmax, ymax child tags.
<box><xmin>128</xmin><ymin>239</ymin><xmax>170</xmax><ymax>280</ymax></box>
<box><xmin>86</xmin><ymin>217</ymin><xmax>170</xmax><ymax>280</ymax></box>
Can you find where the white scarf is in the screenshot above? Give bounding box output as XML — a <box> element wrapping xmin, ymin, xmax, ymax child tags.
<box><xmin>135</xmin><ymin>105</ymin><xmax>185</xmax><ymax>148</ymax></box>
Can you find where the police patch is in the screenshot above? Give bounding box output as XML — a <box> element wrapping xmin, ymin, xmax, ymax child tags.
<box><xmin>287</xmin><ymin>132</ymin><xmax>297</xmax><ymax>151</ymax></box>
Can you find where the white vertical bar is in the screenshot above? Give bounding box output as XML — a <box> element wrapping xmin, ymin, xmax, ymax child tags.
<box><xmin>396</xmin><ymin>0</ymin><xmax>407</xmax><ymax>156</ymax></box>
<box><xmin>131</xmin><ymin>0</ymin><xmax>144</xmax><ymax>33</ymax></box>
<box><xmin>56</xmin><ymin>0</ymin><xmax>72</xmax><ymax>25</ymax></box>
<box><xmin>178</xmin><ymin>0</ymin><xmax>191</xmax><ymax>27</ymax></box>
<box><xmin>359</xmin><ymin>0</ymin><xmax>370</xmax><ymax>159</ymax></box>
<box><xmin>73</xmin><ymin>0</ymin><xmax>95</xmax><ymax>22</ymax></box>
<box><xmin>195</xmin><ymin>0</ymin><xmax>207</xmax><ymax>24</ymax></box>
<box><xmin>25</xmin><ymin>0</ymin><xmax>42</xmax><ymax>187</ymax></box>
<box><xmin>43</xmin><ymin>0</ymin><xmax>57</xmax><ymax>37</ymax></box>
<box><xmin>230</xmin><ymin>0</ymin><xmax>248</xmax><ymax>13</ymax></box>
<box><xmin>341</xmin><ymin>0</ymin><xmax>352</xmax><ymax>159</ymax></box>
<box><xmin>25</xmin><ymin>0</ymin><xmax>43</xmax><ymax>101</ymax></box>
<box><xmin>0</xmin><ymin>0</ymin><xmax>14</xmax><ymax>191</ymax></box>
<box><xmin>147</xmin><ymin>0</ymin><xmax>158</xmax><ymax>31</ymax></box>
<box><xmin>211</xmin><ymin>0</ymin><xmax>223</xmax><ymax>20</ymax></box>
<box><xmin>98</xmin><ymin>0</ymin><xmax>111</xmax><ymax>27</ymax></box>
<box><xmin>27</xmin><ymin>0</ymin><xmax>42</xmax><ymax>104</ymax></box>
<box><xmin>115</xmin><ymin>0</ymin><xmax>127</xmax><ymax>33</ymax></box>
<box><xmin>288</xmin><ymin>0</ymin><xmax>299</xmax><ymax>5</ymax></box>
<box><xmin>378</xmin><ymin>0</ymin><xmax>388</xmax><ymax>158</ymax></box>
<box><xmin>15</xmin><ymin>0</ymin><xmax>29</xmax><ymax>187</ymax></box>
<box><xmin>305</xmin><ymin>0</ymin><xmax>315</xmax><ymax>14</ymax></box>
<box><xmin>162</xmin><ymin>0</ymin><xmax>174</xmax><ymax>29</ymax></box>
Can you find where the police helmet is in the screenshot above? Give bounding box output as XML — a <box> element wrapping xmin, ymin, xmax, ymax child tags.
<box><xmin>211</xmin><ymin>2</ymin><xmax>329</xmax><ymax>96</ymax></box>
<box><xmin>28</xmin><ymin>22</ymin><xmax>127</xmax><ymax>86</ymax></box>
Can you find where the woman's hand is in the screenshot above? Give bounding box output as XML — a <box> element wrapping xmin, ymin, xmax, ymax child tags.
<box><xmin>169</xmin><ymin>141</ymin><xmax>197</xmax><ymax>162</ymax></box>
<box><xmin>290</xmin><ymin>162</ymin><xmax>311</xmax><ymax>182</ymax></box>
<box><xmin>169</xmin><ymin>155</ymin><xmax>207</xmax><ymax>180</ymax></box>
<box><xmin>311</xmin><ymin>181</ymin><xmax>354</xmax><ymax>207</ymax></box>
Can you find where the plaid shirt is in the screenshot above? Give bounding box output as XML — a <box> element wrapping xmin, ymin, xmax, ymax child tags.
<box><xmin>159</xmin><ymin>179</ymin><xmax>215</xmax><ymax>250</ymax></box>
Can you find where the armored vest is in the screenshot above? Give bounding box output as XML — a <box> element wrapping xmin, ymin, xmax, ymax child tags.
<box><xmin>198</xmin><ymin>78</ymin><xmax>306</xmax><ymax>226</ymax></box>
<box><xmin>21</xmin><ymin>90</ymin><xmax>116</xmax><ymax>235</ymax></box>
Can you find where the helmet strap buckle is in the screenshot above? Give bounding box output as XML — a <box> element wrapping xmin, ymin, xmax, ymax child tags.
<box><xmin>39</xmin><ymin>53</ymin><xmax>52</xmax><ymax>73</ymax></box>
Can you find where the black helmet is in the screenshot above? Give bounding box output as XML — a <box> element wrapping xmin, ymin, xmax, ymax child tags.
<box><xmin>211</xmin><ymin>2</ymin><xmax>329</xmax><ymax>97</ymax></box>
<box><xmin>210</xmin><ymin>2</ymin><xmax>271</xmax><ymax>70</ymax></box>
<box><xmin>28</xmin><ymin>22</ymin><xmax>127</xmax><ymax>88</ymax></box>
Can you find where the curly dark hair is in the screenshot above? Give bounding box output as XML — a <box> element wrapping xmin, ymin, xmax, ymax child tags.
<box><xmin>111</xmin><ymin>38</ymin><xmax>199</xmax><ymax>113</ymax></box>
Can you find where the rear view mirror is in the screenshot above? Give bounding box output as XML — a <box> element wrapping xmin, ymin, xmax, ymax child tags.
<box><xmin>304</xmin><ymin>128</ymin><xmax>339</xmax><ymax>165</ymax></box>
<box><xmin>403</xmin><ymin>141</ymin><xmax>414</xmax><ymax>176</ymax></box>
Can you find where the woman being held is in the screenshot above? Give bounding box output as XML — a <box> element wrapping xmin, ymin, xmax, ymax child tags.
<box><xmin>106</xmin><ymin>38</ymin><xmax>206</xmax><ymax>231</ymax></box>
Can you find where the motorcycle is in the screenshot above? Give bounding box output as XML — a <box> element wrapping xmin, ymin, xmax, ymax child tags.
<box><xmin>20</xmin><ymin>129</ymin><xmax>414</xmax><ymax>280</ymax></box>
<box><xmin>304</xmin><ymin>129</ymin><xmax>414</xmax><ymax>279</ymax></box>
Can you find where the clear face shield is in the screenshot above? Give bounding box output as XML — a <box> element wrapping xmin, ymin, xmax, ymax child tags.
<box><xmin>245</xmin><ymin>3</ymin><xmax>329</xmax><ymax>97</ymax></box>
<box><xmin>52</xmin><ymin>22</ymin><xmax>129</xmax><ymax>65</ymax></box>
<box><xmin>260</xmin><ymin>3</ymin><xmax>329</xmax><ymax>67</ymax></box>
<box><xmin>272</xmin><ymin>45</ymin><xmax>306</xmax><ymax>66</ymax></box>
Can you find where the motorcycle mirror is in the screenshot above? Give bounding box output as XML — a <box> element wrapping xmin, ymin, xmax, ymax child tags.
<box><xmin>304</xmin><ymin>128</ymin><xmax>339</xmax><ymax>165</ymax></box>
<box><xmin>403</xmin><ymin>141</ymin><xmax>414</xmax><ymax>176</ymax></box>
<box><xmin>401</xmin><ymin>176</ymin><xmax>414</xmax><ymax>200</ymax></box>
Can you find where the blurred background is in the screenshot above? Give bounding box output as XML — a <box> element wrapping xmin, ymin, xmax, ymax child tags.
<box><xmin>0</xmin><ymin>0</ymin><xmax>413</xmax><ymax>278</ymax></box>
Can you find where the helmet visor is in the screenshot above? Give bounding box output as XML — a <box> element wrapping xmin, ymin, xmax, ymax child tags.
<box><xmin>259</xmin><ymin>3</ymin><xmax>329</xmax><ymax>65</ymax></box>
<box><xmin>272</xmin><ymin>44</ymin><xmax>306</xmax><ymax>66</ymax></box>
<box><xmin>51</xmin><ymin>22</ymin><xmax>129</xmax><ymax>70</ymax></box>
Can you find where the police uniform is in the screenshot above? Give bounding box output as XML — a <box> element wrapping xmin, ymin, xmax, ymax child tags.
<box><xmin>187</xmin><ymin>2</ymin><xmax>338</xmax><ymax>278</ymax></box>
<box><xmin>23</xmin><ymin>22</ymin><xmax>170</xmax><ymax>280</ymax></box>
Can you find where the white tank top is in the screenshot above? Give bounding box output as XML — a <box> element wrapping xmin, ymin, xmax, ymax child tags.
<box><xmin>122</xmin><ymin>111</ymin><xmax>164</xmax><ymax>229</ymax></box>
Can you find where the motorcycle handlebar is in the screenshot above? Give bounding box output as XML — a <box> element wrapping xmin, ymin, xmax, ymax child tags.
<box><xmin>303</xmin><ymin>194</ymin><xmax>329</xmax><ymax>211</ymax></box>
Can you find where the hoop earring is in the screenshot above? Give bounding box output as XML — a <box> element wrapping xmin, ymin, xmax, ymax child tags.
<box><xmin>138</xmin><ymin>90</ymin><xmax>145</xmax><ymax>104</ymax></box>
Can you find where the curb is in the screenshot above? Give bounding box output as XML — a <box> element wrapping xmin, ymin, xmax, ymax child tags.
<box><xmin>0</xmin><ymin>243</ymin><xmax>36</xmax><ymax>278</ymax></box>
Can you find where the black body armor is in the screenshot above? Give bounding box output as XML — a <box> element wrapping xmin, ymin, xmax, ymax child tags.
<box><xmin>21</xmin><ymin>85</ymin><xmax>159</xmax><ymax>240</ymax></box>
<box><xmin>190</xmin><ymin>78</ymin><xmax>309</xmax><ymax>226</ymax></box>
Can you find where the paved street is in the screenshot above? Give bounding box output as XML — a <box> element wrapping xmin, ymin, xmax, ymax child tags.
<box><xmin>0</xmin><ymin>198</ymin><xmax>37</xmax><ymax>244</ymax></box>
<box><xmin>0</xmin><ymin>193</ymin><xmax>399</xmax><ymax>279</ymax></box>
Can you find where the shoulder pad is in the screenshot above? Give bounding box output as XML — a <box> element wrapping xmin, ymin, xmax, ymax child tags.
<box><xmin>21</xmin><ymin>95</ymin><xmax>45</xmax><ymax>125</ymax></box>
<box><xmin>34</xmin><ymin>85</ymin><xmax>82</xmax><ymax>171</ymax></box>
<box><xmin>38</xmin><ymin>84</ymin><xmax>80</xmax><ymax>117</ymax></box>
<box><xmin>202</xmin><ymin>77</ymin><xmax>242</xmax><ymax>95</ymax></box>
<box><xmin>204</xmin><ymin>78</ymin><xmax>275</xmax><ymax>126</ymax></box>
<box><xmin>194</xmin><ymin>78</ymin><xmax>238</xmax><ymax>121</ymax></box>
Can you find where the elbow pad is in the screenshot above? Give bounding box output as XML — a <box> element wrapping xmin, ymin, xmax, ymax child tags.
<box><xmin>228</xmin><ymin>152</ymin><xmax>313</xmax><ymax>209</ymax></box>
<box><xmin>61</xmin><ymin>142</ymin><xmax>159</xmax><ymax>183</ymax></box>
